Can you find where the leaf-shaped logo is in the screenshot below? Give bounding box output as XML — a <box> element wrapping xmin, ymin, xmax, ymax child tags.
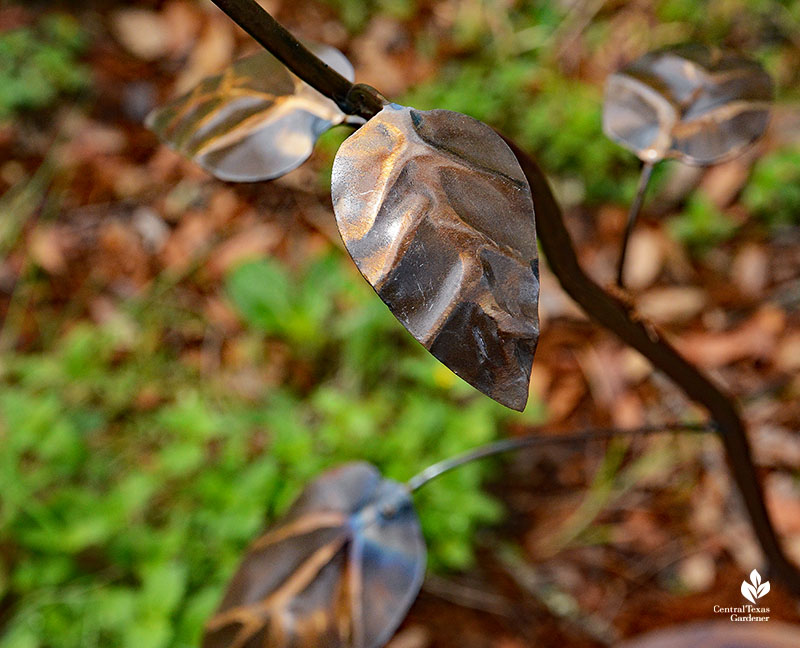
<box><xmin>147</xmin><ymin>42</ymin><xmax>357</xmax><ymax>182</ymax></box>
<box><xmin>603</xmin><ymin>44</ymin><xmax>772</xmax><ymax>165</ymax></box>
<box><xmin>203</xmin><ymin>463</ymin><xmax>425</xmax><ymax>648</ymax></box>
<box><xmin>331</xmin><ymin>104</ymin><xmax>540</xmax><ymax>411</ymax></box>
<box><xmin>741</xmin><ymin>569</ymin><xmax>770</xmax><ymax>604</ymax></box>
<box><xmin>741</xmin><ymin>580</ymin><xmax>758</xmax><ymax>604</ymax></box>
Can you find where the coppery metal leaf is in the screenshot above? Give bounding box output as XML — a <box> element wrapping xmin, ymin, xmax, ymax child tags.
<box><xmin>619</xmin><ymin>621</ymin><xmax>800</xmax><ymax>648</ymax></box>
<box><xmin>603</xmin><ymin>44</ymin><xmax>772</xmax><ymax>165</ymax></box>
<box><xmin>147</xmin><ymin>42</ymin><xmax>355</xmax><ymax>182</ymax></box>
<box><xmin>331</xmin><ymin>104</ymin><xmax>539</xmax><ymax>411</ymax></box>
<box><xmin>203</xmin><ymin>463</ymin><xmax>425</xmax><ymax>648</ymax></box>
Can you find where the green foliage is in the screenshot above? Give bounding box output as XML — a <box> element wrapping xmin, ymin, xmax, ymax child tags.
<box><xmin>320</xmin><ymin>0</ymin><xmax>417</xmax><ymax>30</ymax></box>
<box><xmin>0</xmin><ymin>251</ymin><xmax>541</xmax><ymax>648</ymax></box>
<box><xmin>0</xmin><ymin>14</ymin><xmax>89</xmax><ymax>121</ymax></box>
<box><xmin>742</xmin><ymin>146</ymin><xmax>800</xmax><ymax>228</ymax></box>
<box><xmin>668</xmin><ymin>193</ymin><xmax>737</xmax><ymax>252</ymax></box>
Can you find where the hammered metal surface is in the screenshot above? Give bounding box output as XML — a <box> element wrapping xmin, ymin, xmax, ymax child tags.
<box><xmin>147</xmin><ymin>42</ymin><xmax>354</xmax><ymax>182</ymax></box>
<box><xmin>619</xmin><ymin>621</ymin><xmax>800</xmax><ymax>648</ymax></box>
<box><xmin>603</xmin><ymin>44</ymin><xmax>772</xmax><ymax>165</ymax></box>
<box><xmin>332</xmin><ymin>104</ymin><xmax>539</xmax><ymax>411</ymax></box>
<box><xmin>203</xmin><ymin>463</ymin><xmax>425</xmax><ymax>648</ymax></box>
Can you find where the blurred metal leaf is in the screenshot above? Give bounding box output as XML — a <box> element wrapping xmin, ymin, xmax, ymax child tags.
<box><xmin>619</xmin><ymin>620</ymin><xmax>800</xmax><ymax>648</ymax></box>
<box><xmin>331</xmin><ymin>104</ymin><xmax>539</xmax><ymax>411</ymax></box>
<box><xmin>203</xmin><ymin>462</ymin><xmax>425</xmax><ymax>648</ymax></box>
<box><xmin>147</xmin><ymin>42</ymin><xmax>355</xmax><ymax>182</ymax></box>
<box><xmin>603</xmin><ymin>44</ymin><xmax>772</xmax><ymax>165</ymax></box>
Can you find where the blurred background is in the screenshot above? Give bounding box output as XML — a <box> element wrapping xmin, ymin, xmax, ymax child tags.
<box><xmin>1</xmin><ymin>1</ymin><xmax>799</xmax><ymax>646</ymax></box>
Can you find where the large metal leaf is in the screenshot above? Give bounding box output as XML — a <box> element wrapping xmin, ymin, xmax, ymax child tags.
<box><xmin>619</xmin><ymin>621</ymin><xmax>800</xmax><ymax>648</ymax></box>
<box><xmin>203</xmin><ymin>463</ymin><xmax>425</xmax><ymax>648</ymax></box>
<box><xmin>603</xmin><ymin>44</ymin><xmax>772</xmax><ymax>165</ymax></box>
<box><xmin>331</xmin><ymin>104</ymin><xmax>539</xmax><ymax>411</ymax></box>
<box><xmin>147</xmin><ymin>42</ymin><xmax>355</xmax><ymax>182</ymax></box>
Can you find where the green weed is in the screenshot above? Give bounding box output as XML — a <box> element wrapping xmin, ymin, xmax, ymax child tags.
<box><xmin>0</xmin><ymin>14</ymin><xmax>89</xmax><ymax>122</ymax></box>
<box><xmin>668</xmin><ymin>193</ymin><xmax>737</xmax><ymax>253</ymax></box>
<box><xmin>742</xmin><ymin>146</ymin><xmax>800</xmax><ymax>229</ymax></box>
<box><xmin>0</xmin><ymin>250</ymin><xmax>542</xmax><ymax>648</ymax></box>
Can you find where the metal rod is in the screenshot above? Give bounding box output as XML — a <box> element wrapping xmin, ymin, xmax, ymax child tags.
<box><xmin>407</xmin><ymin>422</ymin><xmax>713</xmax><ymax>492</ymax></box>
<box><xmin>616</xmin><ymin>160</ymin><xmax>655</xmax><ymax>287</ymax></box>
<box><xmin>207</xmin><ymin>0</ymin><xmax>384</xmax><ymax>118</ymax></box>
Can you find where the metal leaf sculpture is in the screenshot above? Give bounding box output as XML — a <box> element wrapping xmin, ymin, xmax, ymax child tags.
<box><xmin>331</xmin><ymin>104</ymin><xmax>539</xmax><ymax>411</ymax></box>
<box><xmin>203</xmin><ymin>462</ymin><xmax>425</xmax><ymax>648</ymax></box>
<box><xmin>618</xmin><ymin>620</ymin><xmax>800</xmax><ymax>648</ymax></box>
<box><xmin>603</xmin><ymin>44</ymin><xmax>773</xmax><ymax>165</ymax></box>
<box><xmin>603</xmin><ymin>44</ymin><xmax>773</xmax><ymax>285</ymax></box>
<box><xmin>147</xmin><ymin>42</ymin><xmax>356</xmax><ymax>182</ymax></box>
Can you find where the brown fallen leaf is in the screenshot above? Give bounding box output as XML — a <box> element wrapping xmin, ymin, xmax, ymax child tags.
<box><xmin>546</xmin><ymin>374</ymin><xmax>586</xmax><ymax>422</ymax></box>
<box><xmin>58</xmin><ymin>116</ymin><xmax>127</xmax><ymax>163</ymax></box>
<box><xmin>579</xmin><ymin>343</ymin><xmax>624</xmax><ymax>408</ymax></box>
<box><xmin>174</xmin><ymin>16</ymin><xmax>235</xmax><ymax>94</ymax></box>
<box><xmin>97</xmin><ymin>220</ymin><xmax>150</xmax><ymax>289</ymax></box>
<box><xmin>28</xmin><ymin>226</ymin><xmax>67</xmax><ymax>275</ymax></box>
<box><xmin>775</xmin><ymin>332</ymin><xmax>800</xmax><ymax>373</ymax></box>
<box><xmin>386</xmin><ymin>627</ymin><xmax>430</xmax><ymax>648</ymax></box>
<box><xmin>619</xmin><ymin>348</ymin><xmax>652</xmax><ymax>385</ymax></box>
<box><xmin>731</xmin><ymin>243</ymin><xmax>770</xmax><ymax>298</ymax></box>
<box><xmin>676</xmin><ymin>552</ymin><xmax>716</xmax><ymax>593</ymax></box>
<box><xmin>612</xmin><ymin>391</ymin><xmax>644</xmax><ymax>428</ymax></box>
<box><xmin>351</xmin><ymin>18</ymin><xmax>418</xmax><ymax>97</ymax></box>
<box><xmin>637</xmin><ymin>286</ymin><xmax>707</xmax><ymax>325</ymax></box>
<box><xmin>677</xmin><ymin>306</ymin><xmax>785</xmax><ymax>369</ymax></box>
<box><xmin>700</xmin><ymin>156</ymin><xmax>753</xmax><ymax>208</ymax></box>
<box><xmin>160</xmin><ymin>211</ymin><xmax>215</xmax><ymax>274</ymax></box>
<box><xmin>752</xmin><ymin>425</ymin><xmax>800</xmax><ymax>468</ymax></box>
<box><xmin>111</xmin><ymin>9</ymin><xmax>170</xmax><ymax>61</ymax></box>
<box><xmin>765</xmin><ymin>472</ymin><xmax>800</xmax><ymax>536</ymax></box>
<box><xmin>161</xmin><ymin>0</ymin><xmax>202</xmax><ymax>58</ymax></box>
<box><xmin>622</xmin><ymin>228</ymin><xmax>665</xmax><ymax>290</ymax></box>
<box><xmin>206</xmin><ymin>223</ymin><xmax>281</xmax><ymax>279</ymax></box>
<box><xmin>613</xmin><ymin>508</ymin><xmax>671</xmax><ymax>553</ymax></box>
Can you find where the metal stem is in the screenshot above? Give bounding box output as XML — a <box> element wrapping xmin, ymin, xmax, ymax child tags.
<box><xmin>207</xmin><ymin>0</ymin><xmax>384</xmax><ymax>118</ymax></box>
<box><xmin>407</xmin><ymin>422</ymin><xmax>712</xmax><ymax>492</ymax></box>
<box><xmin>616</xmin><ymin>160</ymin><xmax>655</xmax><ymax>287</ymax></box>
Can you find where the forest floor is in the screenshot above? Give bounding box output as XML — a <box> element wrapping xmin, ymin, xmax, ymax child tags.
<box><xmin>1</xmin><ymin>1</ymin><xmax>800</xmax><ymax>647</ymax></box>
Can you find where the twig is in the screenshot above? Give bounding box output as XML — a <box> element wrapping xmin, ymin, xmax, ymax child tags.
<box><xmin>422</xmin><ymin>574</ymin><xmax>513</xmax><ymax>617</ymax></box>
<box><xmin>498</xmin><ymin>546</ymin><xmax>620</xmax><ymax>646</ymax></box>
<box><xmin>201</xmin><ymin>0</ymin><xmax>800</xmax><ymax>596</ymax></box>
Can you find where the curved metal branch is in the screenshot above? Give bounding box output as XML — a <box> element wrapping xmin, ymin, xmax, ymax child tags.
<box><xmin>617</xmin><ymin>160</ymin><xmax>655</xmax><ymax>286</ymax></box>
<box><xmin>205</xmin><ymin>0</ymin><xmax>800</xmax><ymax>596</ymax></box>
<box><xmin>407</xmin><ymin>422</ymin><xmax>713</xmax><ymax>492</ymax></box>
<box><xmin>209</xmin><ymin>0</ymin><xmax>384</xmax><ymax>118</ymax></box>
<box><xmin>504</xmin><ymin>138</ymin><xmax>800</xmax><ymax>595</ymax></box>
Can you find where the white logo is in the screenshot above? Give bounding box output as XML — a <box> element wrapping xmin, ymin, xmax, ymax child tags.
<box><xmin>741</xmin><ymin>569</ymin><xmax>770</xmax><ymax>604</ymax></box>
